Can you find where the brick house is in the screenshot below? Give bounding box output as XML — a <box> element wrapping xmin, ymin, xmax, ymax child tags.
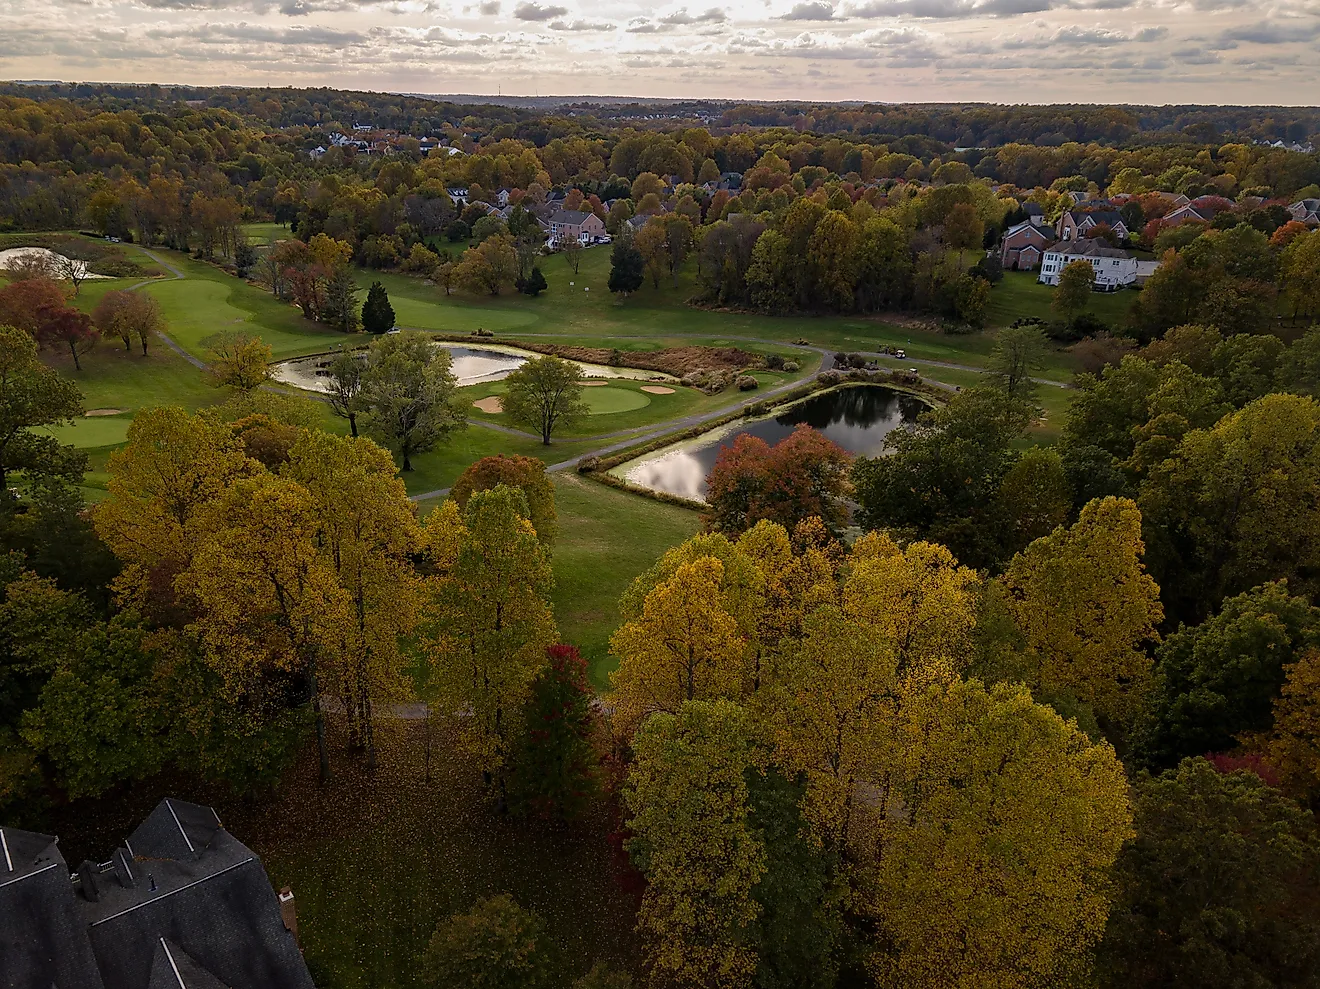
<box><xmin>999</xmin><ymin>220</ymin><xmax>1056</xmax><ymax>271</ymax></box>
<box><xmin>1058</xmin><ymin>209</ymin><xmax>1131</xmax><ymax>242</ymax></box>
<box><xmin>549</xmin><ymin>209</ymin><xmax>606</xmax><ymax>246</ymax></box>
<box><xmin>1038</xmin><ymin>239</ymin><xmax>1139</xmax><ymax>291</ymax></box>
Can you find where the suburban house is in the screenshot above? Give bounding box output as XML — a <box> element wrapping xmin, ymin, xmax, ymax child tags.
<box><xmin>1038</xmin><ymin>239</ymin><xmax>1139</xmax><ymax>290</ymax></box>
<box><xmin>999</xmin><ymin>219</ymin><xmax>1056</xmax><ymax>271</ymax></box>
<box><xmin>1</xmin><ymin>798</ymin><xmax>315</xmax><ymax>989</ymax></box>
<box><xmin>446</xmin><ymin>187</ymin><xmax>469</xmax><ymax>205</ymax></box>
<box><xmin>1021</xmin><ymin>202</ymin><xmax>1047</xmax><ymax>224</ymax></box>
<box><xmin>1161</xmin><ymin>202</ymin><xmax>1222</xmax><ymax>227</ymax></box>
<box><xmin>548</xmin><ymin>209</ymin><xmax>607</xmax><ymax>246</ymax></box>
<box><xmin>1057</xmin><ymin>208</ymin><xmax>1131</xmax><ymax>242</ymax></box>
<box><xmin>1290</xmin><ymin>198</ymin><xmax>1320</xmax><ymax>226</ymax></box>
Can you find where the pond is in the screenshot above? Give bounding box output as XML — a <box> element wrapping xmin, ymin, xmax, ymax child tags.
<box><xmin>615</xmin><ymin>385</ymin><xmax>929</xmax><ymax>502</ymax></box>
<box><xmin>271</xmin><ymin>343</ymin><xmax>675</xmax><ymax>393</ymax></box>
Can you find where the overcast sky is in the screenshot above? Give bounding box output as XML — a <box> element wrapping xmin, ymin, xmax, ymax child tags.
<box><xmin>1</xmin><ymin>0</ymin><xmax>1318</xmax><ymax>104</ymax></box>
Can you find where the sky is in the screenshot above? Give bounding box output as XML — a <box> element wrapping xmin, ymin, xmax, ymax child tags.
<box><xmin>1</xmin><ymin>0</ymin><xmax>1318</xmax><ymax>105</ymax></box>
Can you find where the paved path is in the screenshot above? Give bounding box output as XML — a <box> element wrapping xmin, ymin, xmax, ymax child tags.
<box><xmin>114</xmin><ymin>249</ymin><xmax>1067</xmax><ymax>504</ymax></box>
<box><xmin>125</xmin><ymin>247</ymin><xmax>209</xmax><ymax>371</ymax></box>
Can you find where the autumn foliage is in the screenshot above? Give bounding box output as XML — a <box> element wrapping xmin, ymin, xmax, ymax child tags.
<box><xmin>704</xmin><ymin>424</ymin><xmax>851</xmax><ymax>536</ymax></box>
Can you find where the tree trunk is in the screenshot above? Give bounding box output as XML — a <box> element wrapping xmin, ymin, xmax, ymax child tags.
<box><xmin>68</xmin><ymin>341</ymin><xmax>81</xmax><ymax>371</ymax></box>
<box><xmin>348</xmin><ymin>413</ymin><xmax>358</xmax><ymax>438</ymax></box>
<box><xmin>309</xmin><ymin>664</ymin><xmax>330</xmax><ymax>784</ymax></box>
<box><xmin>402</xmin><ymin>451</ymin><xmax>412</xmax><ymax>471</ymax></box>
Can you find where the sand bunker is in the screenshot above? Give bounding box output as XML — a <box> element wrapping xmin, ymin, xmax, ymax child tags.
<box><xmin>85</xmin><ymin>409</ymin><xmax>125</xmax><ymax>416</ymax></box>
<box><xmin>472</xmin><ymin>396</ymin><xmax>504</xmax><ymax>413</ymax></box>
<box><xmin>581</xmin><ymin>380</ymin><xmax>608</xmax><ymax>386</ymax></box>
<box><xmin>0</xmin><ymin>247</ymin><xmax>110</xmax><ymax>279</ymax></box>
<box><xmin>641</xmin><ymin>385</ymin><xmax>676</xmax><ymax>395</ymax></box>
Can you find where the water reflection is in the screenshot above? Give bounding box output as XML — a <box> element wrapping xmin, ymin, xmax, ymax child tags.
<box><xmin>621</xmin><ymin>386</ymin><xmax>927</xmax><ymax>502</ymax></box>
<box><xmin>272</xmin><ymin>344</ymin><xmax>672</xmax><ymax>392</ymax></box>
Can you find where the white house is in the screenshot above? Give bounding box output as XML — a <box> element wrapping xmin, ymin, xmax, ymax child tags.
<box><xmin>1038</xmin><ymin>240</ymin><xmax>1139</xmax><ymax>291</ymax></box>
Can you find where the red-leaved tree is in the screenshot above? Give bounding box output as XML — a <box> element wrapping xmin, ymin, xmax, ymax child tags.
<box><xmin>508</xmin><ymin>644</ymin><xmax>599</xmax><ymax>820</ymax></box>
<box><xmin>705</xmin><ymin>423</ymin><xmax>851</xmax><ymax>535</ymax></box>
<box><xmin>36</xmin><ymin>303</ymin><xmax>100</xmax><ymax>371</ymax></box>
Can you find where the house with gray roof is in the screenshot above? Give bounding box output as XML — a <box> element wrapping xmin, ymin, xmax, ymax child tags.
<box><xmin>1290</xmin><ymin>198</ymin><xmax>1320</xmax><ymax>226</ymax></box>
<box><xmin>1038</xmin><ymin>239</ymin><xmax>1140</xmax><ymax>291</ymax></box>
<box><xmin>1</xmin><ymin>798</ymin><xmax>314</xmax><ymax>989</ymax></box>
<box><xmin>1058</xmin><ymin>209</ymin><xmax>1131</xmax><ymax>242</ymax></box>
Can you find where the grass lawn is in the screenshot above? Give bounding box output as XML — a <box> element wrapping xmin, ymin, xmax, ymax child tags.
<box><xmin>242</xmin><ymin>221</ymin><xmax>291</xmax><ymax>246</ymax></box>
<box><xmin>460</xmin><ymin>373</ymin><xmax>788</xmax><ymax>441</ymax></box>
<box><xmin>550</xmin><ymin>473</ymin><xmax>702</xmax><ymax>687</ymax></box>
<box><xmin>987</xmin><ymin>271</ymin><xmax>1137</xmax><ymax>329</ymax></box>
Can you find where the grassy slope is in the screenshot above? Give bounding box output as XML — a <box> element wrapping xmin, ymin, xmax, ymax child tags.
<box><xmin>550</xmin><ymin>474</ymin><xmax>702</xmax><ymax>687</ymax></box>
<box><xmin>987</xmin><ymin>270</ymin><xmax>1136</xmax><ymax>328</ymax></box>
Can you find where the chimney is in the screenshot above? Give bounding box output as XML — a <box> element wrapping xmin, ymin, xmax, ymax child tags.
<box><xmin>279</xmin><ymin>887</ymin><xmax>300</xmax><ymax>948</ymax></box>
<box><xmin>77</xmin><ymin>861</ymin><xmax>100</xmax><ymax>902</ymax></box>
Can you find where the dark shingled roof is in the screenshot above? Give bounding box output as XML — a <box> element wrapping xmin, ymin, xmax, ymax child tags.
<box><xmin>1</xmin><ymin>799</ymin><xmax>315</xmax><ymax>989</ymax></box>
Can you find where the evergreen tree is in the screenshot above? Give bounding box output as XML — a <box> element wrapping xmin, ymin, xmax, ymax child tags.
<box><xmin>361</xmin><ymin>280</ymin><xmax>396</xmax><ymax>334</ymax></box>
<box><xmin>322</xmin><ymin>266</ymin><xmax>360</xmax><ymax>333</ymax></box>
<box><xmin>520</xmin><ymin>265</ymin><xmax>548</xmax><ymax>296</ymax></box>
<box><xmin>608</xmin><ymin>238</ymin><xmax>645</xmax><ymax>295</ymax></box>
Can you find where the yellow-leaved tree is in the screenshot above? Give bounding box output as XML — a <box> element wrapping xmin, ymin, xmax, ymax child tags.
<box><xmin>178</xmin><ymin>473</ymin><xmax>351</xmax><ymax>782</ymax></box>
<box><xmin>759</xmin><ymin>605</ymin><xmax>898</xmax><ymax>846</ymax></box>
<box><xmin>843</xmin><ymin>532</ymin><xmax>981</xmax><ymax>678</ymax></box>
<box><xmin>1248</xmin><ymin>648</ymin><xmax>1320</xmax><ymax>805</ymax></box>
<box><xmin>422</xmin><ymin>485</ymin><xmax>556</xmax><ymax>796</ymax></box>
<box><xmin>736</xmin><ymin>518</ymin><xmax>840</xmax><ymax>650</ymax></box>
<box><xmin>858</xmin><ymin>679</ymin><xmax>1132</xmax><ymax>989</ymax></box>
<box><xmin>283</xmin><ymin>430</ymin><xmax>423</xmax><ymax>768</ymax></box>
<box><xmin>94</xmin><ymin>406</ymin><xmax>257</xmax><ymax>620</ymax></box>
<box><xmin>1002</xmin><ymin>496</ymin><xmax>1163</xmax><ymax>726</ymax></box>
<box><xmin>610</xmin><ymin>557</ymin><xmax>748</xmax><ymax>738</ymax></box>
<box><xmin>624</xmin><ymin>699</ymin><xmax>766</xmax><ymax>989</ymax></box>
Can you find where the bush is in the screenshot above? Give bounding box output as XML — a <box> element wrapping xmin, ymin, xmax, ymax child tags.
<box><xmin>818</xmin><ymin>370</ymin><xmax>840</xmax><ymax>386</ymax></box>
<box><xmin>783</xmin><ymin>360</ymin><xmax>800</xmax><ymax>373</ymax></box>
<box><xmin>737</xmin><ymin>375</ymin><xmax>760</xmax><ymax>391</ymax></box>
<box><xmin>764</xmin><ymin>353</ymin><xmax>786</xmax><ymax>370</ymax></box>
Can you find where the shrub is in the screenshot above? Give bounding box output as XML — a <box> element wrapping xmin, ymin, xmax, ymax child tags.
<box><xmin>737</xmin><ymin>375</ymin><xmax>759</xmax><ymax>391</ymax></box>
<box><xmin>783</xmin><ymin>360</ymin><xmax>800</xmax><ymax>372</ymax></box>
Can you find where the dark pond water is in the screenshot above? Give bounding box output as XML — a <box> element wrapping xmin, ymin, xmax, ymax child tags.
<box><xmin>620</xmin><ymin>385</ymin><xmax>928</xmax><ymax>502</ymax></box>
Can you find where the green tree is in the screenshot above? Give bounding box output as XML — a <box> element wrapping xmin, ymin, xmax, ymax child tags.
<box><xmin>501</xmin><ymin>356</ymin><xmax>588</xmax><ymax>445</ymax></box>
<box><xmin>608</xmin><ymin>237</ymin><xmax>645</xmax><ymax>295</ymax></box>
<box><xmin>1211</xmin><ymin>332</ymin><xmax>1286</xmax><ymax>406</ymax></box>
<box><xmin>426</xmin><ymin>894</ymin><xmax>555</xmax><ymax>989</ymax></box>
<box><xmin>1131</xmin><ymin>582</ymin><xmax>1320</xmax><ymax>771</ymax></box>
<box><xmin>986</xmin><ymin>325</ymin><xmax>1048</xmax><ymax>413</ymax></box>
<box><xmin>943</xmin><ymin>202</ymin><xmax>984</xmax><ymax>266</ymax></box>
<box><xmin>806</xmin><ymin>210</ymin><xmax>858</xmax><ymax>310</ymax></box>
<box><xmin>1098</xmin><ymin>759</ymin><xmax>1320</xmax><ymax>989</ymax></box>
<box><xmin>1139</xmin><ymin>393</ymin><xmax>1320</xmax><ymax>622</ymax></box>
<box><xmin>519</xmin><ymin>265</ymin><xmax>547</xmax><ymax>296</ymax></box>
<box><xmin>325</xmin><ymin>344</ymin><xmax>364</xmax><ymax>437</ymax></box>
<box><xmin>996</xmin><ymin>447</ymin><xmax>1073</xmax><ymax>556</ymax></box>
<box><xmin>361</xmin><ymin>280</ymin><xmax>396</xmax><ymax>334</ymax></box>
<box><xmin>358</xmin><ymin>330</ymin><xmax>466</xmax><ymax>471</ymax></box>
<box><xmin>321</xmin><ymin>266</ymin><xmax>360</xmax><ymax>333</ymax></box>
<box><xmin>20</xmin><ymin>599</ymin><xmax>166</xmax><ymax>798</ymax></box>
<box><xmin>624</xmin><ymin>699</ymin><xmax>765</xmax><ymax>989</ymax></box>
<box><xmin>0</xmin><ymin>326</ymin><xmax>84</xmax><ymax>493</ymax></box>
<box><xmin>1053</xmin><ymin>259</ymin><xmax>1096</xmax><ymax>324</ymax></box>
<box><xmin>574</xmin><ymin>963</ymin><xmax>633</xmax><ymax>989</ymax></box>
<box><xmin>852</xmin><ymin>388</ymin><xmax>1021</xmax><ymax>570</ymax></box>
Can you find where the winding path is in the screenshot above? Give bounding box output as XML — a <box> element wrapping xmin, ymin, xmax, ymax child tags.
<box><xmin>118</xmin><ymin>248</ymin><xmax>1069</xmax><ymax>503</ymax></box>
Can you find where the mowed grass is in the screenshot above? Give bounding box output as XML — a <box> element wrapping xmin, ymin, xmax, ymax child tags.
<box><xmin>550</xmin><ymin>473</ymin><xmax>701</xmax><ymax>687</ymax></box>
<box><xmin>987</xmin><ymin>271</ymin><xmax>1137</xmax><ymax>329</ymax></box>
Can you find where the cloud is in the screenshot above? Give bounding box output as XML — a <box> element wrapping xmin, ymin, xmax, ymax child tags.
<box><xmin>512</xmin><ymin>1</ymin><xmax>566</xmax><ymax>19</ymax></box>
<box><xmin>626</xmin><ymin>17</ymin><xmax>662</xmax><ymax>31</ymax></box>
<box><xmin>1211</xmin><ymin>21</ymin><xmax>1320</xmax><ymax>46</ymax></box>
<box><xmin>548</xmin><ymin>16</ymin><xmax>612</xmax><ymax>28</ymax></box>
<box><xmin>659</xmin><ymin>6</ymin><xmax>727</xmax><ymax>22</ymax></box>
<box><xmin>780</xmin><ymin>1</ymin><xmax>837</xmax><ymax>18</ymax></box>
<box><xmin>478</xmin><ymin>0</ymin><xmax>499</xmax><ymax>11</ymax></box>
<box><xmin>1052</xmin><ymin>25</ymin><xmax>1130</xmax><ymax>45</ymax></box>
<box><xmin>845</xmin><ymin>0</ymin><xmax>1054</xmax><ymax>15</ymax></box>
<box><xmin>1132</xmin><ymin>25</ymin><xmax>1167</xmax><ymax>41</ymax></box>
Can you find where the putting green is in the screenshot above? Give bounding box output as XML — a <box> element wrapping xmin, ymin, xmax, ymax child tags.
<box><xmin>42</xmin><ymin>415</ymin><xmax>132</xmax><ymax>449</ymax></box>
<box><xmin>583</xmin><ymin>385</ymin><xmax>652</xmax><ymax>415</ymax></box>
